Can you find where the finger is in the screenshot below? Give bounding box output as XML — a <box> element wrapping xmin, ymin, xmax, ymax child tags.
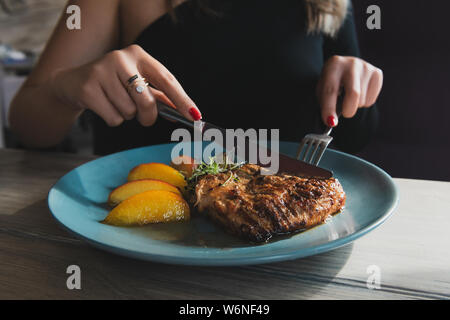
<box><xmin>102</xmin><ymin>74</ymin><xmax>137</xmax><ymax>120</ymax></box>
<box><xmin>126</xmin><ymin>73</ymin><xmax>158</xmax><ymax>127</ymax></box>
<box><xmin>88</xmin><ymin>83</ymin><xmax>124</xmax><ymax>127</ymax></box>
<box><xmin>104</xmin><ymin>49</ymin><xmax>158</xmax><ymax>126</ymax></box>
<box><xmin>318</xmin><ymin>70</ymin><xmax>342</xmax><ymax>127</ymax></box>
<box><xmin>364</xmin><ymin>68</ymin><xmax>383</xmax><ymax>107</ymax></box>
<box><xmin>341</xmin><ymin>64</ymin><xmax>362</xmax><ymax>118</ymax></box>
<box><xmin>115</xmin><ymin>58</ymin><xmax>158</xmax><ymax>126</ymax></box>
<box><xmin>129</xmin><ymin>46</ymin><xmax>201</xmax><ymax>121</ymax></box>
<box><xmin>358</xmin><ymin>67</ymin><xmax>372</xmax><ymax>107</ymax></box>
<box><xmin>136</xmin><ymin>91</ymin><xmax>158</xmax><ymax>127</ymax></box>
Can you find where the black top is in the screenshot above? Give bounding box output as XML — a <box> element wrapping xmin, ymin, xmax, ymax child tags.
<box><xmin>92</xmin><ymin>0</ymin><xmax>378</xmax><ymax>155</ymax></box>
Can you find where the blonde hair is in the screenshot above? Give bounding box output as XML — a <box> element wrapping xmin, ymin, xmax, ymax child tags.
<box><xmin>166</xmin><ymin>0</ymin><xmax>349</xmax><ymax>37</ymax></box>
<box><xmin>305</xmin><ymin>0</ymin><xmax>349</xmax><ymax>37</ymax></box>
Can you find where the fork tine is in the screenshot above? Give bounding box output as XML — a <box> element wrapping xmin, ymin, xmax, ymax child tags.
<box><xmin>312</xmin><ymin>142</ymin><xmax>327</xmax><ymax>166</ymax></box>
<box><xmin>302</xmin><ymin>140</ymin><xmax>314</xmax><ymax>162</ymax></box>
<box><xmin>296</xmin><ymin>139</ymin><xmax>308</xmax><ymax>160</ymax></box>
<box><xmin>308</xmin><ymin>142</ymin><xmax>321</xmax><ymax>164</ymax></box>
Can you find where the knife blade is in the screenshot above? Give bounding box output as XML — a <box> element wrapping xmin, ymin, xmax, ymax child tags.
<box><xmin>157</xmin><ymin>102</ymin><xmax>333</xmax><ymax>178</ymax></box>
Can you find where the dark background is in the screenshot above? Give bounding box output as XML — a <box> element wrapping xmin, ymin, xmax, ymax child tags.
<box><xmin>351</xmin><ymin>0</ymin><xmax>450</xmax><ymax>181</ymax></box>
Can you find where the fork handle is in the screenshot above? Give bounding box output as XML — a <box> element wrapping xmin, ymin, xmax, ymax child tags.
<box><xmin>324</xmin><ymin>126</ymin><xmax>333</xmax><ymax>136</ymax></box>
<box><xmin>157</xmin><ymin>101</ymin><xmax>195</xmax><ymax>128</ymax></box>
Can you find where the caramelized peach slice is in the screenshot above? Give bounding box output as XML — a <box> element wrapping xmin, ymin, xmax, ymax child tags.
<box><xmin>103</xmin><ymin>190</ymin><xmax>190</xmax><ymax>226</ymax></box>
<box><xmin>108</xmin><ymin>179</ymin><xmax>181</xmax><ymax>207</ymax></box>
<box><xmin>128</xmin><ymin>163</ymin><xmax>187</xmax><ymax>189</ymax></box>
<box><xmin>170</xmin><ymin>155</ymin><xmax>198</xmax><ymax>178</ymax></box>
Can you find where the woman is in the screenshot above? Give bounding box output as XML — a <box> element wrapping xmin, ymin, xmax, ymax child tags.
<box><xmin>9</xmin><ymin>0</ymin><xmax>383</xmax><ymax>155</ymax></box>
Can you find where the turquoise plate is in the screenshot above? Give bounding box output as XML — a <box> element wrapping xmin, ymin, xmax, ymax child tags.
<box><xmin>48</xmin><ymin>142</ymin><xmax>398</xmax><ymax>266</ymax></box>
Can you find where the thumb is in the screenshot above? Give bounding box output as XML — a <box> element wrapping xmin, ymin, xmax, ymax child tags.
<box><xmin>148</xmin><ymin>87</ymin><xmax>177</xmax><ymax>122</ymax></box>
<box><xmin>149</xmin><ymin>87</ymin><xmax>176</xmax><ymax>109</ymax></box>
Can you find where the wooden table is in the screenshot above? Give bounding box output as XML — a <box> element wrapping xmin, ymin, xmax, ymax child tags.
<box><xmin>0</xmin><ymin>148</ymin><xmax>449</xmax><ymax>300</ymax></box>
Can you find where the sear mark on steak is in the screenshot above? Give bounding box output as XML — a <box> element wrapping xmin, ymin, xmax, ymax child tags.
<box><xmin>190</xmin><ymin>164</ymin><xmax>346</xmax><ymax>243</ymax></box>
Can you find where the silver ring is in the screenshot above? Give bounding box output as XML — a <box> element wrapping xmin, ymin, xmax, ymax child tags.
<box><xmin>127</xmin><ymin>76</ymin><xmax>148</xmax><ymax>94</ymax></box>
<box><xmin>127</xmin><ymin>74</ymin><xmax>139</xmax><ymax>85</ymax></box>
<box><xmin>135</xmin><ymin>84</ymin><xmax>146</xmax><ymax>93</ymax></box>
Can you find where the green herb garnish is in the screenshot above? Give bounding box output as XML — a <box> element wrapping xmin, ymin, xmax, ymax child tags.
<box><xmin>221</xmin><ymin>171</ymin><xmax>239</xmax><ymax>187</ymax></box>
<box><xmin>186</xmin><ymin>155</ymin><xmax>244</xmax><ymax>191</ymax></box>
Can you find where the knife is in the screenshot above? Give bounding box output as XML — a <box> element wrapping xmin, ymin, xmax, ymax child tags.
<box><xmin>157</xmin><ymin>102</ymin><xmax>333</xmax><ymax>178</ymax></box>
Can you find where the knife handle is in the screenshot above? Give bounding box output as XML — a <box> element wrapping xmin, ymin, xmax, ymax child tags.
<box><xmin>156</xmin><ymin>101</ymin><xmax>195</xmax><ymax>128</ymax></box>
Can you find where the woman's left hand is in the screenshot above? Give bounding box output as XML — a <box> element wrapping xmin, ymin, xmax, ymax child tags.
<box><xmin>316</xmin><ymin>55</ymin><xmax>383</xmax><ymax>127</ymax></box>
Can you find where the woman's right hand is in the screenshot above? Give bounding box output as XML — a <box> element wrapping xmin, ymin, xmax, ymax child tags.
<box><xmin>50</xmin><ymin>44</ymin><xmax>202</xmax><ymax>127</ymax></box>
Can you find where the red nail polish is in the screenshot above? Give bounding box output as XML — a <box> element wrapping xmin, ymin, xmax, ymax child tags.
<box><xmin>189</xmin><ymin>107</ymin><xmax>202</xmax><ymax>121</ymax></box>
<box><xmin>327</xmin><ymin>116</ymin><xmax>337</xmax><ymax>127</ymax></box>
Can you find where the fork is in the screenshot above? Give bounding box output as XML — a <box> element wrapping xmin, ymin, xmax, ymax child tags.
<box><xmin>296</xmin><ymin>91</ymin><xmax>345</xmax><ymax>166</ymax></box>
<box><xmin>296</xmin><ymin>125</ymin><xmax>334</xmax><ymax>166</ymax></box>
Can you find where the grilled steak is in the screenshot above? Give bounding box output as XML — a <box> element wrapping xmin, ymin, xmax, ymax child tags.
<box><xmin>191</xmin><ymin>164</ymin><xmax>346</xmax><ymax>243</ymax></box>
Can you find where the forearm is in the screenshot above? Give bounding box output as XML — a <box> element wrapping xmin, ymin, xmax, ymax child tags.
<box><xmin>9</xmin><ymin>81</ymin><xmax>82</xmax><ymax>148</ymax></box>
<box><xmin>7</xmin><ymin>0</ymin><xmax>123</xmax><ymax>149</ymax></box>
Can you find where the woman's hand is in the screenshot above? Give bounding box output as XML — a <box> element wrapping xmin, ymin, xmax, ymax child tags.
<box><xmin>50</xmin><ymin>44</ymin><xmax>202</xmax><ymax>127</ymax></box>
<box><xmin>316</xmin><ymin>55</ymin><xmax>383</xmax><ymax>127</ymax></box>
